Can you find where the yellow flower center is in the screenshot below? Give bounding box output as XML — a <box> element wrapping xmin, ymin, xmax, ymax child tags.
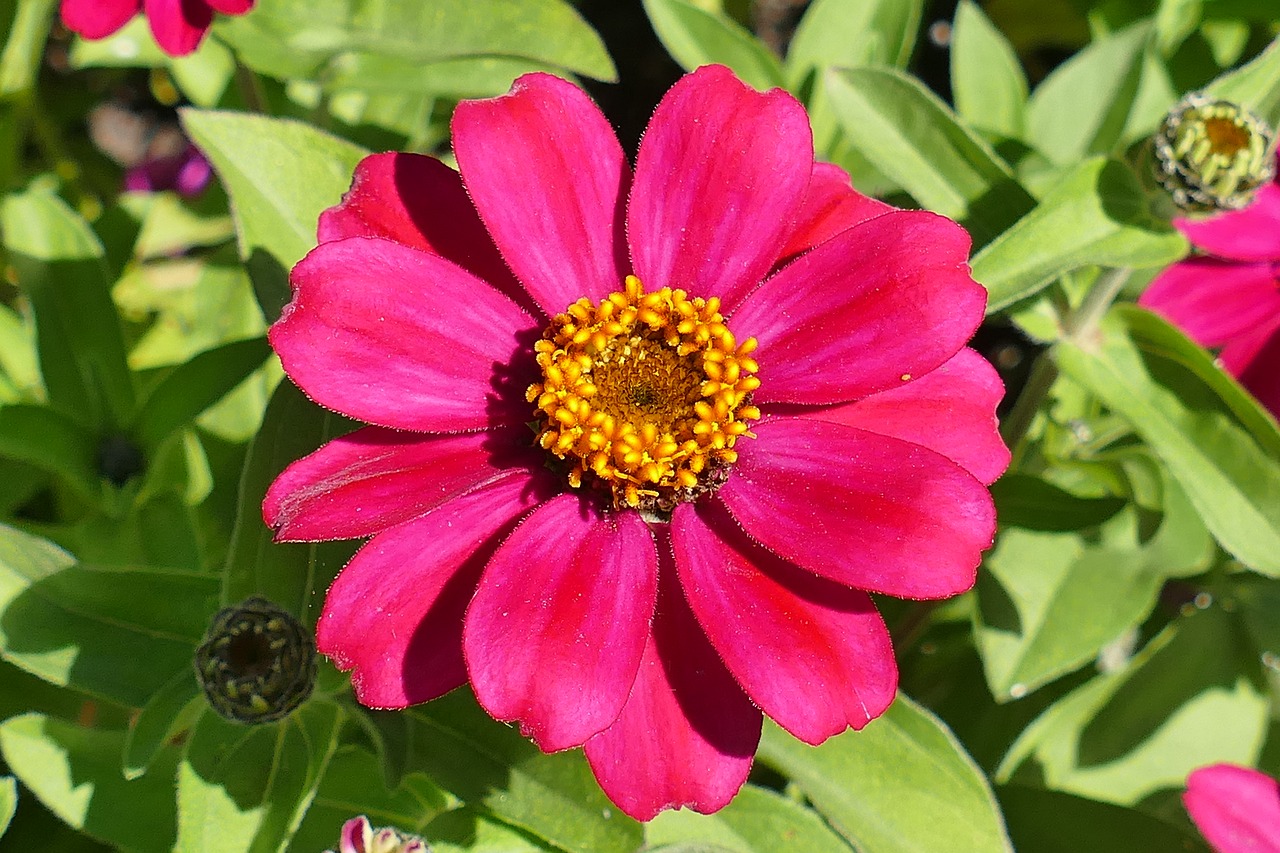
<box><xmin>527</xmin><ymin>275</ymin><xmax>761</xmax><ymax>513</ymax></box>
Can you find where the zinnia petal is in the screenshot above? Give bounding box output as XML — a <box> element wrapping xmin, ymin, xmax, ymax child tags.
<box><xmin>264</xmin><ymin>425</ymin><xmax>539</xmax><ymax>541</ymax></box>
<box><xmin>770</xmin><ymin>348</ymin><xmax>1010</xmax><ymax>485</ymax></box>
<box><xmin>452</xmin><ymin>73</ymin><xmax>631</xmax><ymax>317</ymax></box>
<box><xmin>719</xmin><ymin>417</ymin><xmax>995</xmax><ymax>599</ymax></box>
<box><xmin>1183</xmin><ymin>764</ymin><xmax>1280</xmax><ymax>853</ymax></box>
<box><xmin>465</xmin><ymin>495</ymin><xmax>658</xmax><ymax>751</ymax></box>
<box><xmin>733</xmin><ymin>210</ymin><xmax>986</xmax><ymax>405</ymax></box>
<box><xmin>317</xmin><ymin>473</ymin><xmax>543</xmax><ymax>709</ymax></box>
<box><xmin>1139</xmin><ymin>258</ymin><xmax>1280</xmax><ymax>349</ymax></box>
<box><xmin>778</xmin><ymin>161</ymin><xmax>896</xmax><ymax>263</ymax></box>
<box><xmin>1176</xmin><ymin>181</ymin><xmax>1280</xmax><ymax>262</ymax></box>
<box><xmin>585</xmin><ymin>554</ymin><xmax>760</xmax><ymax>821</ymax></box>
<box><xmin>674</xmin><ymin>500</ymin><xmax>897</xmax><ymax>744</ymax></box>
<box><xmin>317</xmin><ymin>152</ymin><xmax>529</xmax><ymax>312</ymax></box>
<box><xmin>61</xmin><ymin>0</ymin><xmax>140</xmax><ymax>38</ymax></box>
<box><xmin>143</xmin><ymin>0</ymin><xmax>213</xmax><ymax>56</ymax></box>
<box><xmin>272</xmin><ymin>237</ymin><xmax>538</xmax><ymax>432</ymax></box>
<box><xmin>628</xmin><ymin>64</ymin><xmax>813</xmax><ymax>312</ymax></box>
<box><xmin>205</xmin><ymin>0</ymin><xmax>253</xmax><ymax>12</ymax></box>
<box><xmin>1238</xmin><ymin>327</ymin><xmax>1280</xmax><ymax>416</ymax></box>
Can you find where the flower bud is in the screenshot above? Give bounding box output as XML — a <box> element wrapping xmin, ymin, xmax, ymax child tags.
<box><xmin>328</xmin><ymin>816</ymin><xmax>429</xmax><ymax>853</ymax></box>
<box><xmin>1153</xmin><ymin>92</ymin><xmax>1276</xmax><ymax>212</ymax></box>
<box><xmin>194</xmin><ymin>596</ymin><xmax>316</xmax><ymax>724</ymax></box>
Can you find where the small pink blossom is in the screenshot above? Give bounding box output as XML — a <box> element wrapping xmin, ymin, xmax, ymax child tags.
<box><xmin>124</xmin><ymin>142</ymin><xmax>212</xmax><ymax>198</ymax></box>
<box><xmin>60</xmin><ymin>0</ymin><xmax>254</xmax><ymax>57</ymax></box>
<box><xmin>265</xmin><ymin>65</ymin><xmax>1007</xmax><ymax>820</ymax></box>
<box><xmin>1141</xmin><ymin>155</ymin><xmax>1280</xmax><ymax>416</ymax></box>
<box><xmin>1184</xmin><ymin>764</ymin><xmax>1280</xmax><ymax>852</ymax></box>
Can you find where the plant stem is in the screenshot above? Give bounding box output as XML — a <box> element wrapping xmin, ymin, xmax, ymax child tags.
<box><xmin>234</xmin><ymin>61</ymin><xmax>270</xmax><ymax>114</ymax></box>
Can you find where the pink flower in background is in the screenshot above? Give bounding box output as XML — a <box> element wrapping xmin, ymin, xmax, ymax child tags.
<box><xmin>60</xmin><ymin>0</ymin><xmax>254</xmax><ymax>57</ymax></box>
<box><xmin>1184</xmin><ymin>764</ymin><xmax>1280</xmax><ymax>852</ymax></box>
<box><xmin>264</xmin><ymin>65</ymin><xmax>1007</xmax><ymax>819</ymax></box>
<box><xmin>124</xmin><ymin>142</ymin><xmax>212</xmax><ymax>197</ymax></box>
<box><xmin>1140</xmin><ymin>156</ymin><xmax>1280</xmax><ymax>416</ymax></box>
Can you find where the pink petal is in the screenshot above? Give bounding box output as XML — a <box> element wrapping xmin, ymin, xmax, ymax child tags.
<box><xmin>778</xmin><ymin>161</ymin><xmax>896</xmax><ymax>263</ymax></box>
<box><xmin>1184</xmin><ymin>764</ymin><xmax>1280</xmax><ymax>853</ymax></box>
<box><xmin>1139</xmin><ymin>258</ymin><xmax>1280</xmax><ymax>349</ymax></box>
<box><xmin>316</xmin><ymin>473</ymin><xmax>542</xmax><ymax>709</ymax></box>
<box><xmin>263</xmin><ymin>425</ymin><xmax>540</xmax><ymax>542</ymax></box>
<box><xmin>1177</xmin><ymin>182</ymin><xmax>1280</xmax><ymax>262</ymax></box>
<box><xmin>338</xmin><ymin>816</ymin><xmax>371</xmax><ymax>853</ymax></box>
<box><xmin>769</xmin><ymin>348</ymin><xmax>1010</xmax><ymax>485</ymax></box>
<box><xmin>464</xmin><ymin>495</ymin><xmax>658</xmax><ymax>751</ymax></box>
<box><xmin>272</xmin><ymin>237</ymin><xmax>538</xmax><ymax>432</ymax></box>
<box><xmin>205</xmin><ymin>0</ymin><xmax>253</xmax><ymax>13</ymax></box>
<box><xmin>1220</xmin><ymin>317</ymin><xmax>1280</xmax><ymax>377</ymax></box>
<box><xmin>1239</xmin><ymin>327</ymin><xmax>1280</xmax><ymax>418</ymax></box>
<box><xmin>452</xmin><ymin>74</ymin><xmax>630</xmax><ymax>318</ymax></box>
<box><xmin>718</xmin><ymin>417</ymin><xmax>995</xmax><ymax>599</ymax></box>
<box><xmin>673</xmin><ymin>500</ymin><xmax>897</xmax><ymax>744</ymax></box>
<box><xmin>61</xmin><ymin>0</ymin><xmax>140</xmax><ymax>38</ymax></box>
<box><xmin>585</xmin><ymin>549</ymin><xmax>760</xmax><ymax>821</ymax></box>
<box><xmin>628</xmin><ymin>64</ymin><xmax>814</xmax><ymax>312</ymax></box>
<box><xmin>317</xmin><ymin>153</ymin><xmax>530</xmax><ymax>313</ymax></box>
<box><xmin>143</xmin><ymin>0</ymin><xmax>213</xmax><ymax>56</ymax></box>
<box><xmin>732</xmin><ymin>210</ymin><xmax>986</xmax><ymax>406</ymax></box>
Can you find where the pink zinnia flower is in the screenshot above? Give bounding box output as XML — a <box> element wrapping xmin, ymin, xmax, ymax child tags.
<box><xmin>265</xmin><ymin>65</ymin><xmax>1008</xmax><ymax>819</ymax></box>
<box><xmin>1141</xmin><ymin>155</ymin><xmax>1280</xmax><ymax>416</ymax></box>
<box><xmin>60</xmin><ymin>0</ymin><xmax>254</xmax><ymax>57</ymax></box>
<box><xmin>1184</xmin><ymin>764</ymin><xmax>1280</xmax><ymax>852</ymax></box>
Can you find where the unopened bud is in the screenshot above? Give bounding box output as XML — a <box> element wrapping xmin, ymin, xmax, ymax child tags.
<box><xmin>328</xmin><ymin>816</ymin><xmax>429</xmax><ymax>853</ymax></box>
<box><xmin>1153</xmin><ymin>92</ymin><xmax>1275</xmax><ymax>212</ymax></box>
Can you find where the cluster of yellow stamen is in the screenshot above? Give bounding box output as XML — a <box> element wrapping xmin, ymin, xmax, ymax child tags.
<box><xmin>527</xmin><ymin>275</ymin><xmax>760</xmax><ymax>511</ymax></box>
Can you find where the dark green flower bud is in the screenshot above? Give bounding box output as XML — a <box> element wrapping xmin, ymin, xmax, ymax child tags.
<box><xmin>1153</xmin><ymin>92</ymin><xmax>1275</xmax><ymax>213</ymax></box>
<box><xmin>194</xmin><ymin>597</ymin><xmax>316</xmax><ymax>724</ymax></box>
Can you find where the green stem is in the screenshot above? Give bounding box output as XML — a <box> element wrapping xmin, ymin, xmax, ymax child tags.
<box><xmin>233</xmin><ymin>61</ymin><xmax>270</xmax><ymax>114</ymax></box>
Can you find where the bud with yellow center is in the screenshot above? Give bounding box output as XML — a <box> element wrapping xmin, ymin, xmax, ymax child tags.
<box><xmin>1153</xmin><ymin>92</ymin><xmax>1276</xmax><ymax>213</ymax></box>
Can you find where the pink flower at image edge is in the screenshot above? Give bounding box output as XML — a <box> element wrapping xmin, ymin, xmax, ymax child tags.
<box><xmin>264</xmin><ymin>65</ymin><xmax>1009</xmax><ymax>820</ymax></box>
<box><xmin>1184</xmin><ymin>764</ymin><xmax>1280</xmax><ymax>852</ymax></box>
<box><xmin>1140</xmin><ymin>156</ymin><xmax>1280</xmax><ymax>416</ymax></box>
<box><xmin>60</xmin><ymin>0</ymin><xmax>254</xmax><ymax>57</ymax></box>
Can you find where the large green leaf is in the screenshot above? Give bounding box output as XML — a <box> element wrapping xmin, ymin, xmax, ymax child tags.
<box><xmin>179</xmin><ymin>111</ymin><xmax>368</xmax><ymax>323</ymax></box>
<box><xmin>0</xmin><ymin>404</ymin><xmax>99</xmax><ymax>501</ymax></box>
<box><xmin>786</xmin><ymin>0</ymin><xmax>923</xmax><ymax>79</ymax></box>
<box><xmin>0</xmin><ymin>713</ymin><xmax>180</xmax><ymax>852</ymax></box>
<box><xmin>123</xmin><ymin>667</ymin><xmax>202</xmax><ymax>781</ymax></box>
<box><xmin>757</xmin><ymin>694</ymin><xmax>1013</xmax><ymax>853</ymax></box>
<box><xmin>997</xmin><ymin>785</ymin><xmax>1210</xmax><ymax>853</ymax></box>
<box><xmin>973</xmin><ymin>158</ymin><xmax>1187</xmax><ymax>313</ymax></box>
<box><xmin>1206</xmin><ymin>32</ymin><xmax>1280</xmax><ymax>128</ymax></box>
<box><xmin>646</xmin><ymin>784</ymin><xmax>853</xmax><ymax>852</ymax></box>
<box><xmin>176</xmin><ymin>700</ymin><xmax>344</xmax><ymax>853</ymax></box>
<box><xmin>951</xmin><ymin>1</ymin><xmax>1028</xmax><ymax>139</ymax></box>
<box><xmin>0</xmin><ymin>523</ymin><xmax>218</xmax><ymax>707</ymax></box>
<box><xmin>642</xmin><ymin>0</ymin><xmax>784</xmax><ymax>91</ymax></box>
<box><xmin>407</xmin><ymin>690</ymin><xmax>643</xmax><ymax>853</ymax></box>
<box><xmin>0</xmin><ymin>774</ymin><xmax>13</xmax><ymax>839</ymax></box>
<box><xmin>1055</xmin><ymin>306</ymin><xmax>1280</xmax><ymax>576</ymax></box>
<box><xmin>1</xmin><ymin>187</ymin><xmax>135</xmax><ymax>430</ymax></box>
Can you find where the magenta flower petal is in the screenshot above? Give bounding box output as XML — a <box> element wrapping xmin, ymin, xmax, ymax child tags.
<box><xmin>774</xmin><ymin>348</ymin><xmax>1009</xmax><ymax>485</ymax></box>
<box><xmin>61</xmin><ymin>0</ymin><xmax>140</xmax><ymax>39</ymax></box>
<box><xmin>464</xmin><ymin>495</ymin><xmax>658</xmax><ymax>751</ymax></box>
<box><xmin>1140</xmin><ymin>258</ymin><xmax>1280</xmax><ymax>349</ymax></box>
<box><xmin>585</xmin><ymin>562</ymin><xmax>760</xmax><ymax>821</ymax></box>
<box><xmin>272</xmin><ymin>237</ymin><xmax>539</xmax><ymax>432</ymax></box>
<box><xmin>1177</xmin><ymin>182</ymin><xmax>1280</xmax><ymax>262</ymax></box>
<box><xmin>628</xmin><ymin>64</ymin><xmax>813</xmax><ymax>312</ymax></box>
<box><xmin>205</xmin><ymin>0</ymin><xmax>252</xmax><ymax>12</ymax></box>
<box><xmin>720</xmin><ymin>417</ymin><xmax>995</xmax><ymax>598</ymax></box>
<box><xmin>452</xmin><ymin>73</ymin><xmax>631</xmax><ymax>317</ymax></box>
<box><xmin>317</xmin><ymin>473</ymin><xmax>542</xmax><ymax>708</ymax></box>
<box><xmin>1239</xmin><ymin>327</ymin><xmax>1280</xmax><ymax>416</ymax></box>
<box><xmin>1184</xmin><ymin>764</ymin><xmax>1280</xmax><ymax>853</ymax></box>
<box><xmin>317</xmin><ymin>153</ymin><xmax>528</xmax><ymax>311</ymax></box>
<box><xmin>143</xmin><ymin>0</ymin><xmax>213</xmax><ymax>56</ymax></box>
<box><xmin>778</xmin><ymin>161</ymin><xmax>896</xmax><ymax>263</ymax></box>
<box><xmin>733</xmin><ymin>210</ymin><xmax>985</xmax><ymax>405</ymax></box>
<box><xmin>264</xmin><ymin>425</ymin><xmax>538</xmax><ymax>541</ymax></box>
<box><xmin>673</xmin><ymin>500</ymin><xmax>897</xmax><ymax>744</ymax></box>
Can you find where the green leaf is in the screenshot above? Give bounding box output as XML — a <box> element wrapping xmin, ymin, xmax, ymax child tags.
<box><xmin>757</xmin><ymin>694</ymin><xmax>1013</xmax><ymax>853</ymax></box>
<box><xmin>646</xmin><ymin>784</ymin><xmax>853</xmax><ymax>852</ymax></box>
<box><xmin>0</xmin><ymin>775</ymin><xmax>14</xmax><ymax>839</ymax></box>
<box><xmin>322</xmin><ymin>54</ymin><xmax>560</xmax><ymax>98</ymax></box>
<box><xmin>1026</xmin><ymin>22</ymin><xmax>1153</xmax><ymax>164</ymax></box>
<box><xmin>1</xmin><ymin>186</ymin><xmax>135</xmax><ymax>429</ymax></box>
<box><xmin>787</xmin><ymin>0</ymin><xmax>923</xmax><ymax>79</ymax></box>
<box><xmin>0</xmin><ymin>523</ymin><xmax>219</xmax><ymax>706</ymax></box>
<box><xmin>0</xmin><ymin>404</ymin><xmax>100</xmax><ymax>500</ymax></box>
<box><xmin>997</xmin><ymin>785</ymin><xmax>1210</xmax><ymax>853</ymax></box>
<box><xmin>641</xmin><ymin>0</ymin><xmax>785</xmax><ymax>91</ymax></box>
<box><xmin>179</xmin><ymin>111</ymin><xmax>368</xmax><ymax>323</ymax></box>
<box><xmin>0</xmin><ymin>304</ymin><xmax>39</xmax><ymax>401</ymax></box>
<box><xmin>123</xmin><ymin>667</ymin><xmax>202</xmax><ymax>781</ymax></box>
<box><xmin>176</xmin><ymin>700</ymin><xmax>344</xmax><ymax>853</ymax></box>
<box><xmin>824</xmin><ymin>66</ymin><xmax>1034</xmax><ymax>246</ymax></box>
<box><xmin>0</xmin><ymin>713</ymin><xmax>180</xmax><ymax>852</ymax></box>
<box><xmin>989</xmin><ymin>475</ymin><xmax>1125</xmax><ymax>531</ymax></box>
<box><xmin>425</xmin><ymin>808</ymin><xmax>555</xmax><ymax>853</ymax></box>
<box><xmin>133</xmin><ymin>337</ymin><xmax>271</xmax><ymax>450</ymax></box>
<box><xmin>407</xmin><ymin>689</ymin><xmax>643</xmax><ymax>853</ymax></box>
<box><xmin>0</xmin><ymin>0</ymin><xmax>55</xmax><ymax>96</ymax></box>
<box><xmin>951</xmin><ymin>1</ymin><xmax>1028</xmax><ymax>139</ymax></box>
<box><xmin>1055</xmin><ymin>306</ymin><xmax>1280</xmax><ymax>576</ymax></box>
<box><xmin>974</xmin><ymin>158</ymin><xmax>1187</xmax><ymax>313</ymax></box>
<box><xmin>1206</xmin><ymin>32</ymin><xmax>1280</xmax><ymax>128</ymax></box>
